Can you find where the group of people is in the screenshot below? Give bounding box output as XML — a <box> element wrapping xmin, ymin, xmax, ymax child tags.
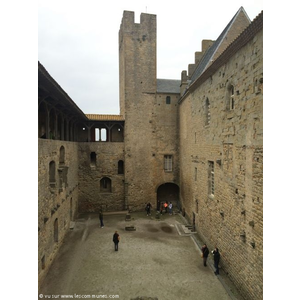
<box><xmin>145</xmin><ymin>201</ymin><xmax>173</xmax><ymax>215</ymax></box>
<box><xmin>201</xmin><ymin>244</ymin><xmax>220</xmax><ymax>275</ymax></box>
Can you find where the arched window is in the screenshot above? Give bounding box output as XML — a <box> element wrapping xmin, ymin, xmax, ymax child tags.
<box><xmin>118</xmin><ymin>160</ymin><xmax>124</xmax><ymax>174</ymax></box>
<box><xmin>100</xmin><ymin>177</ymin><xmax>112</xmax><ymax>193</ymax></box>
<box><xmin>205</xmin><ymin>98</ymin><xmax>211</xmax><ymax>125</ymax></box>
<box><xmin>59</xmin><ymin>146</ymin><xmax>65</xmax><ymax>165</ymax></box>
<box><xmin>49</xmin><ymin>161</ymin><xmax>56</xmax><ymax>187</ymax></box>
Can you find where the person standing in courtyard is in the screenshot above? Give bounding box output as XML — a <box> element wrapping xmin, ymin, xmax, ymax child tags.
<box><xmin>113</xmin><ymin>231</ymin><xmax>120</xmax><ymax>251</ymax></box>
<box><xmin>168</xmin><ymin>202</ymin><xmax>173</xmax><ymax>215</ymax></box>
<box><xmin>201</xmin><ymin>244</ymin><xmax>209</xmax><ymax>267</ymax></box>
<box><xmin>164</xmin><ymin>201</ymin><xmax>168</xmax><ymax>214</ymax></box>
<box><xmin>99</xmin><ymin>210</ymin><xmax>104</xmax><ymax>228</ymax></box>
<box><xmin>146</xmin><ymin>202</ymin><xmax>152</xmax><ymax>216</ymax></box>
<box><xmin>212</xmin><ymin>247</ymin><xmax>220</xmax><ymax>275</ymax></box>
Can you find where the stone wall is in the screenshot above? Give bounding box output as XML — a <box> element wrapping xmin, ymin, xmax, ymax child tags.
<box><xmin>119</xmin><ymin>11</ymin><xmax>180</xmax><ymax>210</ymax></box>
<box><xmin>178</xmin><ymin>27</ymin><xmax>263</xmax><ymax>300</ymax></box>
<box><xmin>38</xmin><ymin>139</ymin><xmax>79</xmax><ymax>286</ymax></box>
<box><xmin>78</xmin><ymin>142</ymin><xmax>125</xmax><ymax>212</ymax></box>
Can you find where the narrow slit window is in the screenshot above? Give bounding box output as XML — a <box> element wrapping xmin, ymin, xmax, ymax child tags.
<box><xmin>101</xmin><ymin>128</ymin><xmax>107</xmax><ymax>141</ymax></box>
<box><xmin>118</xmin><ymin>160</ymin><xmax>124</xmax><ymax>174</ymax></box>
<box><xmin>49</xmin><ymin>161</ymin><xmax>56</xmax><ymax>187</ymax></box>
<box><xmin>90</xmin><ymin>152</ymin><xmax>96</xmax><ymax>166</ymax></box>
<box><xmin>230</xmin><ymin>85</ymin><xmax>235</xmax><ymax>110</ymax></box>
<box><xmin>54</xmin><ymin>218</ymin><xmax>58</xmax><ymax>243</ymax></box>
<box><xmin>205</xmin><ymin>98</ymin><xmax>211</xmax><ymax>125</ymax></box>
<box><xmin>208</xmin><ymin>161</ymin><xmax>215</xmax><ymax>196</ymax></box>
<box><xmin>164</xmin><ymin>155</ymin><xmax>173</xmax><ymax>172</ymax></box>
<box><xmin>95</xmin><ymin>128</ymin><xmax>100</xmax><ymax>141</ymax></box>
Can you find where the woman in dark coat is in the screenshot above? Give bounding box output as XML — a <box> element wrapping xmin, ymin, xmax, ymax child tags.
<box><xmin>113</xmin><ymin>231</ymin><xmax>120</xmax><ymax>251</ymax></box>
<box><xmin>212</xmin><ymin>247</ymin><xmax>220</xmax><ymax>275</ymax></box>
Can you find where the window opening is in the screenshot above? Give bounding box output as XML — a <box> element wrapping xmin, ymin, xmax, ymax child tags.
<box><xmin>164</xmin><ymin>155</ymin><xmax>173</xmax><ymax>172</ymax></box>
<box><xmin>101</xmin><ymin>128</ymin><xmax>107</xmax><ymax>141</ymax></box>
<box><xmin>90</xmin><ymin>152</ymin><xmax>96</xmax><ymax>166</ymax></box>
<box><xmin>226</xmin><ymin>84</ymin><xmax>235</xmax><ymax>110</ymax></box>
<box><xmin>95</xmin><ymin>128</ymin><xmax>100</xmax><ymax>141</ymax></box>
<box><xmin>208</xmin><ymin>161</ymin><xmax>215</xmax><ymax>196</ymax></box>
<box><xmin>118</xmin><ymin>160</ymin><xmax>124</xmax><ymax>174</ymax></box>
<box><xmin>70</xmin><ymin>198</ymin><xmax>73</xmax><ymax>221</ymax></box>
<box><xmin>230</xmin><ymin>85</ymin><xmax>235</xmax><ymax>110</ymax></box>
<box><xmin>166</xmin><ymin>96</ymin><xmax>171</xmax><ymax>104</ymax></box>
<box><xmin>54</xmin><ymin>218</ymin><xmax>58</xmax><ymax>243</ymax></box>
<box><xmin>59</xmin><ymin>146</ymin><xmax>65</xmax><ymax>165</ymax></box>
<box><xmin>100</xmin><ymin>177</ymin><xmax>112</xmax><ymax>193</ymax></box>
<box><xmin>49</xmin><ymin>161</ymin><xmax>56</xmax><ymax>187</ymax></box>
<box><xmin>205</xmin><ymin>98</ymin><xmax>211</xmax><ymax>125</ymax></box>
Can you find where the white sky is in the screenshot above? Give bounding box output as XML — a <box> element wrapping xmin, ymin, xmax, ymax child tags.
<box><xmin>38</xmin><ymin>0</ymin><xmax>263</xmax><ymax>115</ymax></box>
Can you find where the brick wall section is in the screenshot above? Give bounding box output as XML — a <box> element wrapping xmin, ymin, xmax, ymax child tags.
<box><xmin>77</xmin><ymin>142</ymin><xmax>125</xmax><ymax>212</ymax></box>
<box><xmin>178</xmin><ymin>14</ymin><xmax>263</xmax><ymax>300</ymax></box>
<box><xmin>38</xmin><ymin>139</ymin><xmax>79</xmax><ymax>287</ymax></box>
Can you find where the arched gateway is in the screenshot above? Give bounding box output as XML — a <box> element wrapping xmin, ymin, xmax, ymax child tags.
<box><xmin>156</xmin><ymin>183</ymin><xmax>180</xmax><ymax>211</ymax></box>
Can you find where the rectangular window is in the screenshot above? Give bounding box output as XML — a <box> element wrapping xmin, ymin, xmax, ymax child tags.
<box><xmin>166</xmin><ymin>96</ymin><xmax>171</xmax><ymax>104</ymax></box>
<box><xmin>195</xmin><ymin>167</ymin><xmax>197</xmax><ymax>181</ymax></box>
<box><xmin>208</xmin><ymin>161</ymin><xmax>215</xmax><ymax>196</ymax></box>
<box><xmin>164</xmin><ymin>155</ymin><xmax>173</xmax><ymax>172</ymax></box>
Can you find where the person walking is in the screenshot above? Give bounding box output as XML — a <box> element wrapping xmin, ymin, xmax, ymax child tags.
<box><xmin>99</xmin><ymin>210</ymin><xmax>104</xmax><ymax>228</ymax></box>
<box><xmin>201</xmin><ymin>244</ymin><xmax>209</xmax><ymax>267</ymax></box>
<box><xmin>212</xmin><ymin>247</ymin><xmax>220</xmax><ymax>275</ymax></box>
<box><xmin>146</xmin><ymin>202</ymin><xmax>152</xmax><ymax>216</ymax></box>
<box><xmin>113</xmin><ymin>231</ymin><xmax>120</xmax><ymax>251</ymax></box>
<box><xmin>168</xmin><ymin>202</ymin><xmax>173</xmax><ymax>215</ymax></box>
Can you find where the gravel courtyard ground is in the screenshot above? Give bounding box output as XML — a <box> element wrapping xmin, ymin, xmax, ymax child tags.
<box><xmin>39</xmin><ymin>212</ymin><xmax>242</xmax><ymax>300</ymax></box>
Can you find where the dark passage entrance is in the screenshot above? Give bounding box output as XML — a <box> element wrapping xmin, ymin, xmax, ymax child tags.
<box><xmin>157</xmin><ymin>183</ymin><xmax>179</xmax><ymax>211</ymax></box>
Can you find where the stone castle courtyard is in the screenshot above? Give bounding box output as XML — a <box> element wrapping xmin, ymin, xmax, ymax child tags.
<box><xmin>39</xmin><ymin>212</ymin><xmax>243</xmax><ymax>300</ymax></box>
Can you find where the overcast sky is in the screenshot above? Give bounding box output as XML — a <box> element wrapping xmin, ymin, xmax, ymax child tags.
<box><xmin>38</xmin><ymin>0</ymin><xmax>263</xmax><ymax>115</ymax></box>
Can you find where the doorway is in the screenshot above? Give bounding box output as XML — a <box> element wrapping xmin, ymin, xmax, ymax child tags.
<box><xmin>157</xmin><ymin>183</ymin><xmax>179</xmax><ymax>211</ymax></box>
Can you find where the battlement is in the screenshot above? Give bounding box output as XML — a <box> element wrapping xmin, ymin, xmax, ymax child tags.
<box><xmin>120</xmin><ymin>10</ymin><xmax>156</xmax><ymax>32</ymax></box>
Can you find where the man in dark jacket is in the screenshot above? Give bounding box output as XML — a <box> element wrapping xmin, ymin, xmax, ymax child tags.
<box><xmin>201</xmin><ymin>244</ymin><xmax>209</xmax><ymax>266</ymax></box>
<box><xmin>212</xmin><ymin>247</ymin><xmax>220</xmax><ymax>275</ymax></box>
<box><xmin>113</xmin><ymin>231</ymin><xmax>120</xmax><ymax>251</ymax></box>
<box><xmin>99</xmin><ymin>210</ymin><xmax>104</xmax><ymax>228</ymax></box>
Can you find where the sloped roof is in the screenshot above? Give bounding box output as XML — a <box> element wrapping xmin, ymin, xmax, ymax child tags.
<box><xmin>38</xmin><ymin>61</ymin><xmax>88</xmax><ymax>121</ymax></box>
<box><xmin>189</xmin><ymin>7</ymin><xmax>250</xmax><ymax>85</ymax></box>
<box><xmin>157</xmin><ymin>79</ymin><xmax>181</xmax><ymax>94</ymax></box>
<box><xmin>85</xmin><ymin>114</ymin><xmax>125</xmax><ymax>121</ymax></box>
<box><xmin>179</xmin><ymin>10</ymin><xmax>263</xmax><ymax>103</ymax></box>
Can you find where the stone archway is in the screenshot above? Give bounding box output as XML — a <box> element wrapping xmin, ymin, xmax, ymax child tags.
<box><xmin>156</xmin><ymin>183</ymin><xmax>179</xmax><ymax>211</ymax></box>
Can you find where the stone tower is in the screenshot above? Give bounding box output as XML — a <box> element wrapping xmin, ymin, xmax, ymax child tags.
<box><xmin>119</xmin><ymin>11</ymin><xmax>180</xmax><ymax>211</ymax></box>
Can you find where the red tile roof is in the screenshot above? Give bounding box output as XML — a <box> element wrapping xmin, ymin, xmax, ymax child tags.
<box><xmin>85</xmin><ymin>114</ymin><xmax>125</xmax><ymax>121</ymax></box>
